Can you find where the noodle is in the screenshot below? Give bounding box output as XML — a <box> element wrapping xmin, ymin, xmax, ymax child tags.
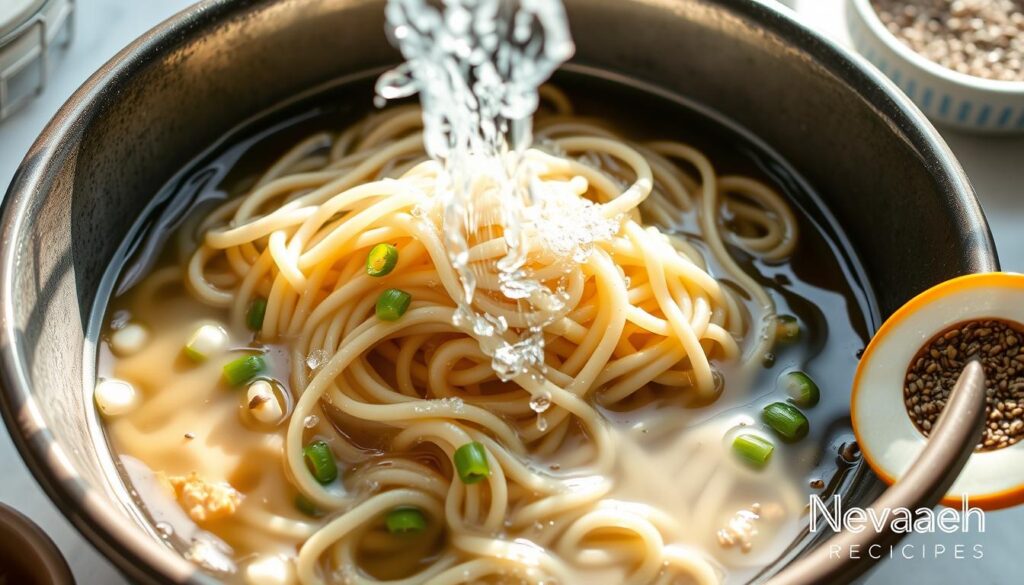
<box><xmin>172</xmin><ymin>86</ymin><xmax>799</xmax><ymax>584</ymax></box>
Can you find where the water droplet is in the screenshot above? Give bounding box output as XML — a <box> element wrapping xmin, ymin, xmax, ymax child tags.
<box><xmin>529</xmin><ymin>392</ymin><xmax>551</xmax><ymax>413</ymax></box>
<box><xmin>303</xmin><ymin>415</ymin><xmax>320</xmax><ymax>429</ymax></box>
<box><xmin>155</xmin><ymin>522</ymin><xmax>173</xmax><ymax>538</ymax></box>
<box><xmin>536</xmin><ymin>414</ymin><xmax>548</xmax><ymax>432</ymax></box>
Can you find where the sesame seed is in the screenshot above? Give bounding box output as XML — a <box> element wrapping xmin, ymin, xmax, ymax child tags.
<box><xmin>904</xmin><ymin>319</ymin><xmax>1024</xmax><ymax>451</ymax></box>
<box><xmin>872</xmin><ymin>0</ymin><xmax>1024</xmax><ymax>81</ymax></box>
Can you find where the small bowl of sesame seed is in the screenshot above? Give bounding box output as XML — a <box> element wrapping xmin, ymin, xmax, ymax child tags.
<box><xmin>853</xmin><ymin>272</ymin><xmax>1024</xmax><ymax>510</ymax></box>
<box><xmin>905</xmin><ymin>319</ymin><xmax>1024</xmax><ymax>450</ymax></box>
<box><xmin>847</xmin><ymin>0</ymin><xmax>1024</xmax><ymax>132</ymax></box>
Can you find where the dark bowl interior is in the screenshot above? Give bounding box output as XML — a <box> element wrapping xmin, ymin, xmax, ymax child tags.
<box><xmin>0</xmin><ymin>0</ymin><xmax>997</xmax><ymax>583</ymax></box>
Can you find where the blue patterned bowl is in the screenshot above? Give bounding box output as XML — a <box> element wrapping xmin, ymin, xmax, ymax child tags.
<box><xmin>847</xmin><ymin>0</ymin><xmax>1024</xmax><ymax>133</ymax></box>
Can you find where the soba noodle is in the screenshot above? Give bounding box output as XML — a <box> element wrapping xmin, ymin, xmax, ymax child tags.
<box><xmin>162</xmin><ymin>86</ymin><xmax>799</xmax><ymax>584</ymax></box>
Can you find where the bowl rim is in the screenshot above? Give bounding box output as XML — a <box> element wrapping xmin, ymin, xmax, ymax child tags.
<box><xmin>0</xmin><ymin>0</ymin><xmax>999</xmax><ymax>584</ymax></box>
<box><xmin>850</xmin><ymin>0</ymin><xmax>1024</xmax><ymax>94</ymax></box>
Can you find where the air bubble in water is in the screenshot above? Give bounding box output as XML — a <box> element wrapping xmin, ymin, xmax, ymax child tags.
<box><xmin>712</xmin><ymin>368</ymin><xmax>725</xmax><ymax>394</ymax></box>
<box><xmin>303</xmin><ymin>415</ymin><xmax>320</xmax><ymax>429</ymax></box>
<box><xmin>529</xmin><ymin>392</ymin><xmax>551</xmax><ymax>413</ymax></box>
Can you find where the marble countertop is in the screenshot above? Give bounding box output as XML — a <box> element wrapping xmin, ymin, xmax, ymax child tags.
<box><xmin>0</xmin><ymin>0</ymin><xmax>1020</xmax><ymax>583</ymax></box>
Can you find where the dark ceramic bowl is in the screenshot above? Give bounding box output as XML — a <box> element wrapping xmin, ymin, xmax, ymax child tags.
<box><xmin>0</xmin><ymin>0</ymin><xmax>998</xmax><ymax>583</ymax></box>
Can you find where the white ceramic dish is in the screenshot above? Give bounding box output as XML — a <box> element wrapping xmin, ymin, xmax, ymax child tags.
<box><xmin>847</xmin><ymin>0</ymin><xmax>1024</xmax><ymax>133</ymax></box>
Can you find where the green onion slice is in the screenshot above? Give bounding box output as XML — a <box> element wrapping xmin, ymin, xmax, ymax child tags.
<box><xmin>733</xmin><ymin>433</ymin><xmax>774</xmax><ymax>468</ymax></box>
<box><xmin>453</xmin><ymin>441</ymin><xmax>490</xmax><ymax>484</ymax></box>
<box><xmin>303</xmin><ymin>440</ymin><xmax>338</xmax><ymax>484</ymax></box>
<box><xmin>247</xmin><ymin>298</ymin><xmax>268</xmax><ymax>331</ymax></box>
<box><xmin>222</xmin><ymin>354</ymin><xmax>266</xmax><ymax>386</ymax></box>
<box><xmin>762</xmin><ymin>401</ymin><xmax>809</xmax><ymax>441</ymax></box>
<box><xmin>375</xmin><ymin>288</ymin><xmax>412</xmax><ymax>321</ymax></box>
<box><xmin>775</xmin><ymin>314</ymin><xmax>800</xmax><ymax>344</ymax></box>
<box><xmin>782</xmin><ymin>371</ymin><xmax>820</xmax><ymax>408</ymax></box>
<box><xmin>385</xmin><ymin>507</ymin><xmax>427</xmax><ymax>534</ymax></box>
<box><xmin>366</xmin><ymin>243</ymin><xmax>399</xmax><ymax>277</ymax></box>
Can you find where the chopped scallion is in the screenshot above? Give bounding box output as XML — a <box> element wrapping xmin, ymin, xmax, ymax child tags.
<box><xmin>375</xmin><ymin>288</ymin><xmax>412</xmax><ymax>321</ymax></box>
<box><xmin>385</xmin><ymin>507</ymin><xmax>427</xmax><ymax>534</ymax></box>
<box><xmin>303</xmin><ymin>440</ymin><xmax>338</xmax><ymax>484</ymax></box>
<box><xmin>366</xmin><ymin>243</ymin><xmax>399</xmax><ymax>277</ymax></box>
<box><xmin>222</xmin><ymin>354</ymin><xmax>266</xmax><ymax>386</ymax></box>
<box><xmin>732</xmin><ymin>433</ymin><xmax>774</xmax><ymax>468</ymax></box>
<box><xmin>762</xmin><ymin>401</ymin><xmax>809</xmax><ymax>441</ymax></box>
<box><xmin>247</xmin><ymin>298</ymin><xmax>267</xmax><ymax>331</ymax></box>
<box><xmin>782</xmin><ymin>371</ymin><xmax>820</xmax><ymax>408</ymax></box>
<box><xmin>453</xmin><ymin>441</ymin><xmax>490</xmax><ymax>484</ymax></box>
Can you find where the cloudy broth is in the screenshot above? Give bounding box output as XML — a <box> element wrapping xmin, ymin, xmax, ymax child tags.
<box><xmin>90</xmin><ymin>70</ymin><xmax>876</xmax><ymax>584</ymax></box>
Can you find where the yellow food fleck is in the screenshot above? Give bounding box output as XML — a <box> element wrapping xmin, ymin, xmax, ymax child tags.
<box><xmin>169</xmin><ymin>472</ymin><xmax>243</xmax><ymax>523</ymax></box>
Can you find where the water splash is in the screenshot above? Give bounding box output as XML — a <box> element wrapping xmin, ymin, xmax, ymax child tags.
<box><xmin>306</xmin><ymin>349</ymin><xmax>329</xmax><ymax>371</ymax></box>
<box><xmin>378</xmin><ymin>0</ymin><xmax>576</xmax><ymax>380</ymax></box>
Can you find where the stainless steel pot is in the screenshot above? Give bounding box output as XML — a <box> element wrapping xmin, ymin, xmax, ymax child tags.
<box><xmin>0</xmin><ymin>0</ymin><xmax>998</xmax><ymax>583</ymax></box>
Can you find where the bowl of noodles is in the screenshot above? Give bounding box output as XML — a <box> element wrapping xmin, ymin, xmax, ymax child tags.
<box><xmin>0</xmin><ymin>0</ymin><xmax>996</xmax><ymax>584</ymax></box>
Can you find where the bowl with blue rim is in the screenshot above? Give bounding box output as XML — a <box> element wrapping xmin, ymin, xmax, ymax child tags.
<box><xmin>847</xmin><ymin>0</ymin><xmax>1024</xmax><ymax>133</ymax></box>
